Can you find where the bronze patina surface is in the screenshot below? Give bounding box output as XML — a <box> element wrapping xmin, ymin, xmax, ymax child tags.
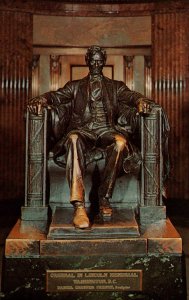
<box><xmin>5</xmin><ymin>219</ymin><xmax>48</xmax><ymax>258</ymax></box>
<box><xmin>26</xmin><ymin>45</ymin><xmax>169</xmax><ymax>228</ymax></box>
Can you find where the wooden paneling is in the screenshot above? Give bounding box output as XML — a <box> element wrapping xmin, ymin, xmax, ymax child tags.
<box><xmin>0</xmin><ymin>11</ymin><xmax>33</xmax><ymax>200</ymax></box>
<box><xmin>152</xmin><ymin>12</ymin><xmax>188</xmax><ymax>199</ymax></box>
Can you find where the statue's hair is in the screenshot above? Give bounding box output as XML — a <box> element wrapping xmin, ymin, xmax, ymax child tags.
<box><xmin>85</xmin><ymin>45</ymin><xmax>107</xmax><ymax>65</ymax></box>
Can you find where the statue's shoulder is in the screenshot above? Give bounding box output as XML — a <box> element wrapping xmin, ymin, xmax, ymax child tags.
<box><xmin>64</xmin><ymin>79</ymin><xmax>81</xmax><ymax>87</ymax></box>
<box><xmin>58</xmin><ymin>77</ymin><xmax>86</xmax><ymax>95</ymax></box>
<box><xmin>103</xmin><ymin>76</ymin><xmax>125</xmax><ymax>87</ymax></box>
<box><xmin>65</xmin><ymin>76</ymin><xmax>88</xmax><ymax>88</ymax></box>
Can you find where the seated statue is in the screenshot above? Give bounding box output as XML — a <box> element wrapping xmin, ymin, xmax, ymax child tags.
<box><xmin>28</xmin><ymin>45</ymin><xmax>169</xmax><ymax>230</ymax></box>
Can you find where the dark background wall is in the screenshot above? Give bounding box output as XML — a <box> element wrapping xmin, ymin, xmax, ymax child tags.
<box><xmin>0</xmin><ymin>1</ymin><xmax>189</xmax><ymax>208</ymax></box>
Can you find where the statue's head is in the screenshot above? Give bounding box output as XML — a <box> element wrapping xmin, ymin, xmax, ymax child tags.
<box><xmin>85</xmin><ymin>45</ymin><xmax>107</xmax><ymax>76</ymax></box>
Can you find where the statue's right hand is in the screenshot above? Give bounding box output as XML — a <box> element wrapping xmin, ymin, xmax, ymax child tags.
<box><xmin>27</xmin><ymin>97</ymin><xmax>49</xmax><ymax>115</ymax></box>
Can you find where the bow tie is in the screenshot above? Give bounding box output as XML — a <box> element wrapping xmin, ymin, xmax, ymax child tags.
<box><xmin>89</xmin><ymin>75</ymin><xmax>103</xmax><ymax>82</ymax></box>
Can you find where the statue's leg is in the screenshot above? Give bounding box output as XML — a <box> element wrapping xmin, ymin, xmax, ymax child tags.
<box><xmin>98</xmin><ymin>132</ymin><xmax>128</xmax><ymax>217</ymax></box>
<box><xmin>65</xmin><ymin>132</ymin><xmax>89</xmax><ymax>229</ymax></box>
<box><xmin>66</xmin><ymin>133</ymin><xmax>85</xmax><ymax>203</ymax></box>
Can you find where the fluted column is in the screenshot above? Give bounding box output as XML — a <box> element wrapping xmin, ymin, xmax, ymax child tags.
<box><xmin>152</xmin><ymin>12</ymin><xmax>188</xmax><ymax>200</ymax></box>
<box><xmin>0</xmin><ymin>11</ymin><xmax>33</xmax><ymax>200</ymax></box>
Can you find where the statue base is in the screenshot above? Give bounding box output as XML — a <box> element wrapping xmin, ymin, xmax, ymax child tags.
<box><xmin>21</xmin><ymin>206</ymin><xmax>48</xmax><ymax>221</ymax></box>
<box><xmin>2</xmin><ymin>209</ymin><xmax>187</xmax><ymax>300</ymax></box>
<box><xmin>48</xmin><ymin>207</ymin><xmax>140</xmax><ymax>239</ymax></box>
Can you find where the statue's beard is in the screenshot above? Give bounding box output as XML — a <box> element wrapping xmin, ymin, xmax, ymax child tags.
<box><xmin>90</xmin><ymin>68</ymin><xmax>103</xmax><ymax>75</ymax></box>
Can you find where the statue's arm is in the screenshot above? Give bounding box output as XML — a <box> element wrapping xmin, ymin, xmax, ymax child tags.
<box><xmin>116</xmin><ymin>81</ymin><xmax>171</xmax><ymax>183</ymax></box>
<box><xmin>27</xmin><ymin>81</ymin><xmax>73</xmax><ymax>114</ymax></box>
<box><xmin>27</xmin><ymin>82</ymin><xmax>74</xmax><ymax>146</ymax></box>
<box><xmin>117</xmin><ymin>81</ymin><xmax>155</xmax><ymax>115</ymax></box>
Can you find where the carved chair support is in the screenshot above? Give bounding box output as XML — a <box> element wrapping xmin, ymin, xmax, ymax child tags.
<box><xmin>140</xmin><ymin>107</ymin><xmax>166</xmax><ymax>223</ymax></box>
<box><xmin>21</xmin><ymin>109</ymin><xmax>48</xmax><ymax>220</ymax></box>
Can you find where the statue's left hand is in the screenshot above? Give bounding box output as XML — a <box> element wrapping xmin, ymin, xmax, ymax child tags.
<box><xmin>137</xmin><ymin>98</ymin><xmax>153</xmax><ymax>115</ymax></box>
<box><xmin>27</xmin><ymin>97</ymin><xmax>50</xmax><ymax>115</ymax></box>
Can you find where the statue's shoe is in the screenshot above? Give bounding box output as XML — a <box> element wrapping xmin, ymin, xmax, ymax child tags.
<box><xmin>100</xmin><ymin>206</ymin><xmax>113</xmax><ymax>217</ymax></box>
<box><xmin>99</xmin><ymin>197</ymin><xmax>113</xmax><ymax>217</ymax></box>
<box><xmin>73</xmin><ymin>207</ymin><xmax>90</xmax><ymax>229</ymax></box>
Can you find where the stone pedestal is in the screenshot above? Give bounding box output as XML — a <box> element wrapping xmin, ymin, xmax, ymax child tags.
<box><xmin>48</xmin><ymin>207</ymin><xmax>140</xmax><ymax>239</ymax></box>
<box><xmin>2</xmin><ymin>212</ymin><xmax>186</xmax><ymax>300</ymax></box>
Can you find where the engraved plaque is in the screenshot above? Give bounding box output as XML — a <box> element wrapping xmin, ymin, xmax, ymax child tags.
<box><xmin>46</xmin><ymin>269</ymin><xmax>142</xmax><ymax>292</ymax></box>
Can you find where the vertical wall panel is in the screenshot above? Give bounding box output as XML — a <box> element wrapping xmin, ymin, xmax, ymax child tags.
<box><xmin>144</xmin><ymin>56</ymin><xmax>152</xmax><ymax>99</ymax></box>
<box><xmin>152</xmin><ymin>12</ymin><xmax>188</xmax><ymax>200</ymax></box>
<box><xmin>125</xmin><ymin>56</ymin><xmax>134</xmax><ymax>91</ymax></box>
<box><xmin>32</xmin><ymin>55</ymin><xmax>40</xmax><ymax>98</ymax></box>
<box><xmin>0</xmin><ymin>11</ymin><xmax>33</xmax><ymax>201</ymax></box>
<box><xmin>50</xmin><ymin>55</ymin><xmax>61</xmax><ymax>91</ymax></box>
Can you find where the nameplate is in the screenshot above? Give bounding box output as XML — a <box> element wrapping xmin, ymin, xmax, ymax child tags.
<box><xmin>46</xmin><ymin>269</ymin><xmax>142</xmax><ymax>292</ymax></box>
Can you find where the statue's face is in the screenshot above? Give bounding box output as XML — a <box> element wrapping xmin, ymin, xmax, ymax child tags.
<box><xmin>88</xmin><ymin>52</ymin><xmax>105</xmax><ymax>75</ymax></box>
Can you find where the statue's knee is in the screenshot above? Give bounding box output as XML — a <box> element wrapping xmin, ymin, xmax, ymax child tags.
<box><xmin>68</xmin><ymin>133</ymin><xmax>80</xmax><ymax>145</ymax></box>
<box><xmin>69</xmin><ymin>133</ymin><xmax>79</xmax><ymax>141</ymax></box>
<box><xmin>115</xmin><ymin>134</ymin><xmax>127</xmax><ymax>151</ymax></box>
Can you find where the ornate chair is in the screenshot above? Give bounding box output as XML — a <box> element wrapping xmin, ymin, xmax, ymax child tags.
<box><xmin>21</xmin><ymin>106</ymin><xmax>166</xmax><ymax>226</ymax></box>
